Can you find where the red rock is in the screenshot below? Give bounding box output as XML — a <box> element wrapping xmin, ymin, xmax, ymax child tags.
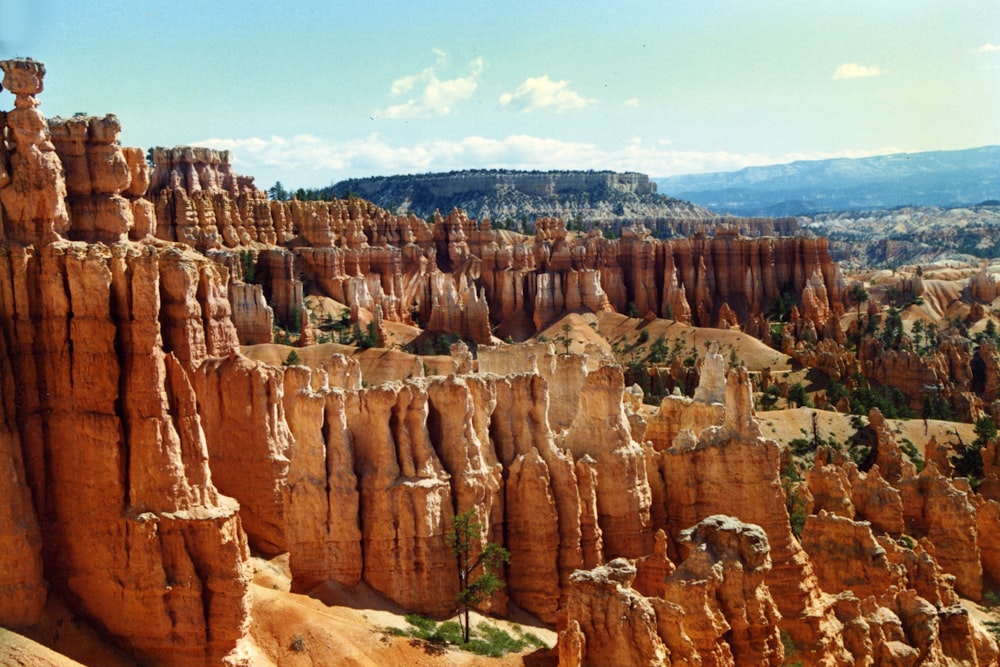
<box><xmin>0</xmin><ymin>236</ymin><xmax>251</xmax><ymax>665</ymax></box>
<box><xmin>345</xmin><ymin>383</ymin><xmax>457</xmax><ymax>615</ymax></box>
<box><xmin>228</xmin><ymin>281</ymin><xmax>274</xmax><ymax>345</ymax></box>
<box><xmin>561</xmin><ymin>365</ymin><xmax>653</xmax><ymax>558</ymax></box>
<box><xmin>801</xmin><ymin>511</ymin><xmax>897</xmax><ymax>598</ymax></box>
<box><xmin>505</xmin><ymin>448</ymin><xmax>560</xmax><ymax>622</ymax></box>
<box><xmin>560</xmin><ymin>558</ymin><xmax>669</xmax><ymax>667</ymax></box>
<box><xmin>900</xmin><ymin>463</ymin><xmax>983</xmax><ymax>600</ymax></box>
<box><xmin>492</xmin><ymin>374</ymin><xmax>584</xmax><ymax>592</ymax></box>
<box><xmin>660</xmin><ymin>367</ymin><xmax>843</xmax><ymax>660</ymax></box>
<box><xmin>632</xmin><ymin>528</ymin><xmax>674</xmax><ymax>598</ymax></box>
<box><xmin>194</xmin><ymin>354</ymin><xmax>292</xmax><ymax>555</ymax></box>
<box><xmin>0</xmin><ymin>361</ymin><xmax>46</xmax><ymax>626</ymax></box>
<box><xmin>281</xmin><ymin>367</ymin><xmax>362</xmax><ymax>590</ymax></box>
<box><xmin>0</xmin><ymin>92</ymin><xmax>70</xmax><ymax>243</ymax></box>
<box><xmin>848</xmin><ymin>464</ymin><xmax>906</xmax><ymax>535</ymax></box>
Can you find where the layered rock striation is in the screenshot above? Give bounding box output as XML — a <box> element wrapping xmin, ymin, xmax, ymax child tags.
<box><xmin>3</xmin><ymin>58</ymin><xmax>999</xmax><ymax>667</ymax></box>
<box><xmin>0</xmin><ymin>58</ymin><xmax>251</xmax><ymax>666</ymax></box>
<box><xmin>143</xmin><ymin>153</ymin><xmax>845</xmax><ymax>346</ymax></box>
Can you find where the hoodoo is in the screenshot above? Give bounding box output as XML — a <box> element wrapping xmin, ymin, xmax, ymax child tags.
<box><xmin>1</xmin><ymin>59</ymin><xmax>999</xmax><ymax>666</ymax></box>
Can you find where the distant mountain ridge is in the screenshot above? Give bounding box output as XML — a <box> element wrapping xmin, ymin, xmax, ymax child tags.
<box><xmin>328</xmin><ymin>169</ymin><xmax>714</xmax><ymax>228</ymax></box>
<box><xmin>654</xmin><ymin>145</ymin><xmax>1000</xmax><ymax>217</ymax></box>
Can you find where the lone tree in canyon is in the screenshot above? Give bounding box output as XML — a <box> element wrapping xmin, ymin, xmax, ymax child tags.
<box><xmin>447</xmin><ymin>509</ymin><xmax>510</xmax><ymax>643</ymax></box>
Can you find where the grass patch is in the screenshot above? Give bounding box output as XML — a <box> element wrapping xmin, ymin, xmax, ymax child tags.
<box><xmin>387</xmin><ymin>615</ymin><xmax>547</xmax><ymax>657</ymax></box>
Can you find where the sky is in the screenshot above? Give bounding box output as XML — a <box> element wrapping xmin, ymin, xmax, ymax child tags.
<box><xmin>2</xmin><ymin>0</ymin><xmax>999</xmax><ymax>190</ymax></box>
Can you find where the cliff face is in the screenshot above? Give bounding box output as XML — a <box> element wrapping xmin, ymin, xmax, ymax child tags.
<box><xmin>144</xmin><ymin>155</ymin><xmax>839</xmax><ymax>347</ymax></box>
<box><xmin>0</xmin><ymin>59</ymin><xmax>251</xmax><ymax>666</ymax></box>
<box><xmin>327</xmin><ymin>169</ymin><xmax>805</xmax><ymax>240</ymax></box>
<box><xmin>560</xmin><ymin>516</ymin><xmax>784</xmax><ymax>667</ymax></box>
<box><xmin>3</xmin><ymin>58</ymin><xmax>999</xmax><ymax>667</ymax></box>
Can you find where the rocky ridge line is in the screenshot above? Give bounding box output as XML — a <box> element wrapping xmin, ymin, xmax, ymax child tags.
<box><xmin>2</xmin><ymin>58</ymin><xmax>1000</xmax><ymax>666</ymax></box>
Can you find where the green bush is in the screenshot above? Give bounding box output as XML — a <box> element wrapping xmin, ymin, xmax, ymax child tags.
<box><xmin>789</xmin><ymin>438</ymin><xmax>813</xmax><ymax>456</ymax></box>
<box><xmin>388</xmin><ymin>616</ymin><xmax>546</xmax><ymax>657</ymax></box>
<box><xmin>788</xmin><ymin>383</ymin><xmax>813</xmax><ymax>408</ymax></box>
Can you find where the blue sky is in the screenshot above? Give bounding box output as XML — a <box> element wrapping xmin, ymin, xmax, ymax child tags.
<box><xmin>3</xmin><ymin>0</ymin><xmax>999</xmax><ymax>190</ymax></box>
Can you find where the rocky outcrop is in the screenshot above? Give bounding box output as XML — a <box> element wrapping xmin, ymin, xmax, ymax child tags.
<box><xmin>49</xmin><ymin>114</ymin><xmax>149</xmax><ymax>244</ymax></box>
<box><xmin>561</xmin><ymin>515</ymin><xmax>783</xmax><ymax>667</ymax></box>
<box><xmin>656</xmin><ymin>363</ymin><xmax>848</xmax><ymax>661</ymax></box>
<box><xmin>970</xmin><ymin>260</ymin><xmax>1000</xmax><ymax>303</ymax></box>
<box><xmin>0</xmin><ymin>240</ymin><xmax>251</xmax><ymax>666</ymax></box>
<box><xmin>801</xmin><ymin>511</ymin><xmax>897</xmax><ymax>598</ymax></box>
<box><xmin>138</xmin><ymin>142</ymin><xmax>846</xmax><ymax>348</ymax></box>
<box><xmin>0</xmin><ymin>62</ymin><xmax>251</xmax><ymax>665</ymax></box>
<box><xmin>7</xmin><ymin>57</ymin><xmax>1000</xmax><ymax>667</ymax></box>
<box><xmin>560</xmin><ymin>365</ymin><xmax>653</xmax><ymax>558</ymax></box>
<box><xmin>0</xmin><ymin>348</ymin><xmax>46</xmax><ymax>626</ymax></box>
<box><xmin>900</xmin><ymin>464</ymin><xmax>983</xmax><ymax>601</ymax></box>
<box><xmin>0</xmin><ymin>59</ymin><xmax>70</xmax><ymax>245</ymax></box>
<box><xmin>560</xmin><ymin>558</ymin><xmax>669</xmax><ymax>667</ymax></box>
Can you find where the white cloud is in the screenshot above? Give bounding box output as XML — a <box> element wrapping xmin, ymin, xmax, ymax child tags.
<box><xmin>977</xmin><ymin>43</ymin><xmax>1000</xmax><ymax>53</ymax></box>
<box><xmin>833</xmin><ymin>63</ymin><xmax>884</xmax><ymax>79</ymax></box>
<box><xmin>624</xmin><ymin>98</ymin><xmax>640</xmax><ymax>108</ymax></box>
<box><xmin>199</xmin><ymin>133</ymin><xmax>905</xmax><ymax>186</ymax></box>
<box><xmin>499</xmin><ymin>75</ymin><xmax>597</xmax><ymax>112</ymax></box>
<box><xmin>380</xmin><ymin>54</ymin><xmax>484</xmax><ymax>119</ymax></box>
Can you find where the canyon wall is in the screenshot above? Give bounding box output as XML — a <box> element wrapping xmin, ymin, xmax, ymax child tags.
<box><xmin>2</xmin><ymin>58</ymin><xmax>998</xmax><ymax>667</ymax></box>
<box><xmin>143</xmin><ymin>147</ymin><xmax>846</xmax><ymax>346</ymax></box>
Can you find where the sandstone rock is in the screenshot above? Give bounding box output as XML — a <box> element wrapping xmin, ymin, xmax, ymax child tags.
<box><xmin>880</xmin><ymin>537</ymin><xmax>958</xmax><ymax>610</ymax></box>
<box><xmin>900</xmin><ymin>463</ymin><xmax>983</xmax><ymax>600</ymax></box>
<box><xmin>492</xmin><ymin>374</ymin><xmax>584</xmax><ymax>592</ymax></box>
<box><xmin>0</xmin><ymin>79</ymin><xmax>70</xmax><ymax>243</ymax></box>
<box><xmin>848</xmin><ymin>464</ymin><xmax>905</xmax><ymax>535</ymax></box>
<box><xmin>228</xmin><ymin>281</ymin><xmax>274</xmax><ymax>345</ymax></box>
<box><xmin>0</xmin><ymin>58</ymin><xmax>45</xmax><ymax>98</ymax></box>
<box><xmin>660</xmin><ymin>368</ymin><xmax>840</xmax><ymax>659</ymax></box>
<box><xmin>425</xmin><ymin>375</ymin><xmax>505</xmax><ymax>612</ymax></box>
<box><xmin>870</xmin><ymin>408</ymin><xmax>918</xmax><ymax>484</ymax></box>
<box><xmin>969</xmin><ymin>260</ymin><xmax>1000</xmax><ymax>303</ymax></box>
<box><xmin>0</xmin><ymin>238</ymin><xmax>251</xmax><ymax>665</ymax></box>
<box><xmin>560</xmin><ymin>364</ymin><xmax>653</xmax><ymax>558</ymax></box>
<box><xmin>194</xmin><ymin>354</ymin><xmax>292</xmax><ymax>555</ymax></box>
<box><xmin>346</xmin><ymin>383</ymin><xmax>457</xmax><ymax>615</ymax></box>
<box><xmin>0</xmin><ymin>358</ymin><xmax>46</xmax><ymax>626</ymax></box>
<box><xmin>973</xmin><ymin>495</ymin><xmax>1000</xmax><ymax>584</ymax></box>
<box><xmin>281</xmin><ymin>367</ymin><xmax>362</xmax><ymax>590</ymax></box>
<box><xmin>632</xmin><ymin>528</ymin><xmax>674</xmax><ymax>598</ymax></box>
<box><xmin>563</xmin><ymin>516</ymin><xmax>784</xmax><ymax>667</ymax></box>
<box><xmin>561</xmin><ymin>558</ymin><xmax>669</xmax><ymax>667</ymax></box>
<box><xmin>668</xmin><ymin>515</ymin><xmax>783</xmax><ymax>666</ymax></box>
<box><xmin>505</xmin><ymin>448</ymin><xmax>560</xmax><ymax>622</ymax></box>
<box><xmin>801</xmin><ymin>511</ymin><xmax>897</xmax><ymax>598</ymax></box>
<box><xmin>805</xmin><ymin>459</ymin><xmax>855</xmax><ymax>518</ymax></box>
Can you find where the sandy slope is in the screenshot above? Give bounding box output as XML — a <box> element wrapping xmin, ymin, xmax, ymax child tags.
<box><xmin>758</xmin><ymin>407</ymin><xmax>976</xmax><ymax>457</ymax></box>
<box><xmin>246</xmin><ymin>555</ymin><xmax>557</xmax><ymax>667</ymax></box>
<box><xmin>536</xmin><ymin>311</ymin><xmax>793</xmax><ymax>372</ymax></box>
<box><xmin>0</xmin><ymin>627</ymin><xmax>89</xmax><ymax>667</ymax></box>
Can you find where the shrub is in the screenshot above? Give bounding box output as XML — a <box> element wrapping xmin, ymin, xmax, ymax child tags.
<box><xmin>388</xmin><ymin>616</ymin><xmax>545</xmax><ymax>657</ymax></box>
<box><xmin>789</xmin><ymin>438</ymin><xmax>814</xmax><ymax>456</ymax></box>
<box><xmin>788</xmin><ymin>383</ymin><xmax>813</xmax><ymax>408</ymax></box>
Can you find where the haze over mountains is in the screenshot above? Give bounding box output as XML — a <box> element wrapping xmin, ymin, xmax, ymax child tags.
<box><xmin>327</xmin><ymin>146</ymin><xmax>999</xmax><ymax>228</ymax></box>
<box><xmin>654</xmin><ymin>145</ymin><xmax>1000</xmax><ymax>217</ymax></box>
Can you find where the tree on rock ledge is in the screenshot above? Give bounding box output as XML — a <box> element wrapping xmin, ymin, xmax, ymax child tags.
<box><xmin>447</xmin><ymin>509</ymin><xmax>510</xmax><ymax>643</ymax></box>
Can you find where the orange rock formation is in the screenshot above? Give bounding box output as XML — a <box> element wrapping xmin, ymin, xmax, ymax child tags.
<box><xmin>2</xmin><ymin>58</ymin><xmax>999</xmax><ymax>667</ymax></box>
